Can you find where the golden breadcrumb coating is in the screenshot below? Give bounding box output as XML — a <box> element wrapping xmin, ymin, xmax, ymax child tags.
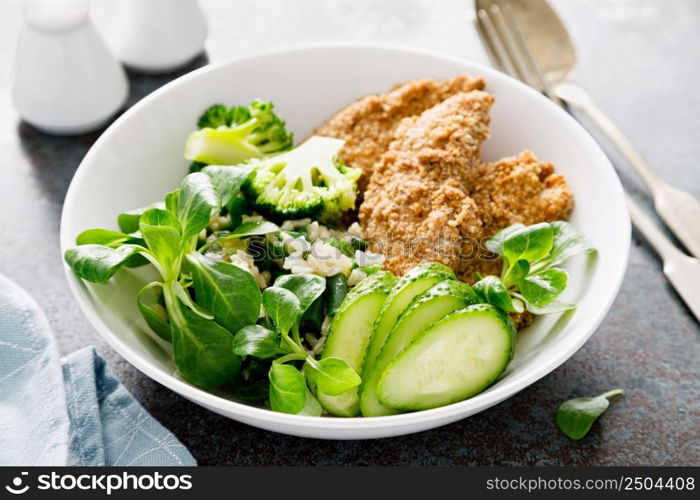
<box><xmin>470</xmin><ymin>150</ymin><xmax>574</xmax><ymax>238</ymax></box>
<box><xmin>360</xmin><ymin>91</ymin><xmax>494</xmax><ymax>275</ymax></box>
<box><xmin>358</xmin><ymin>95</ymin><xmax>573</xmax><ymax>289</ymax></box>
<box><xmin>314</xmin><ymin>75</ymin><xmax>485</xmax><ymax>192</ymax></box>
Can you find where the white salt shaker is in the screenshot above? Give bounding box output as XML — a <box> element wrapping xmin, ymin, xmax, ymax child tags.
<box><xmin>11</xmin><ymin>0</ymin><xmax>128</xmax><ymax>135</ymax></box>
<box><xmin>92</xmin><ymin>0</ymin><xmax>208</xmax><ymax>74</ymax></box>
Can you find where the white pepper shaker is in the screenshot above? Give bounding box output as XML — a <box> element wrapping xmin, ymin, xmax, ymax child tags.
<box><xmin>11</xmin><ymin>0</ymin><xmax>128</xmax><ymax>135</ymax></box>
<box><xmin>92</xmin><ymin>0</ymin><xmax>208</xmax><ymax>74</ymax></box>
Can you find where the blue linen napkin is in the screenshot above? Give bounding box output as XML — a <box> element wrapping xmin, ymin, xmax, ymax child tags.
<box><xmin>0</xmin><ymin>274</ymin><xmax>196</xmax><ymax>466</ymax></box>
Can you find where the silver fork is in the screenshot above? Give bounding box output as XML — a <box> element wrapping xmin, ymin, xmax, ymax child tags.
<box><xmin>475</xmin><ymin>0</ymin><xmax>700</xmax><ymax>323</ymax></box>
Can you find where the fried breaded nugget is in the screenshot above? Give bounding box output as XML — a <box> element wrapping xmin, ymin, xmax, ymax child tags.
<box><xmin>470</xmin><ymin>150</ymin><xmax>574</xmax><ymax>237</ymax></box>
<box><xmin>457</xmin><ymin>150</ymin><xmax>574</xmax><ymax>284</ymax></box>
<box><xmin>314</xmin><ymin>75</ymin><xmax>485</xmax><ymax>192</ymax></box>
<box><xmin>360</xmin><ymin>91</ymin><xmax>494</xmax><ymax>275</ymax></box>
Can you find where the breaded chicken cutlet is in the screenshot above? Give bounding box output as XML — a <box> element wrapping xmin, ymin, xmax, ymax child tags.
<box><xmin>357</xmin><ymin>90</ymin><xmax>573</xmax><ymax>284</ymax></box>
<box><xmin>460</xmin><ymin>150</ymin><xmax>575</xmax><ymax>281</ymax></box>
<box><xmin>314</xmin><ymin>75</ymin><xmax>485</xmax><ymax>192</ymax></box>
<box><xmin>359</xmin><ymin>91</ymin><xmax>494</xmax><ymax>275</ymax></box>
<box><xmin>317</xmin><ymin>75</ymin><xmax>574</xmax><ymax>296</ymax></box>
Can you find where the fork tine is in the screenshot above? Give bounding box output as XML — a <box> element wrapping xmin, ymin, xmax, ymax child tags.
<box><xmin>487</xmin><ymin>4</ymin><xmax>534</xmax><ymax>85</ymax></box>
<box><xmin>475</xmin><ymin>11</ymin><xmax>504</xmax><ymax>72</ymax></box>
<box><xmin>476</xmin><ymin>7</ymin><xmax>518</xmax><ymax>77</ymax></box>
<box><xmin>499</xmin><ymin>2</ymin><xmax>565</xmax><ymax>107</ymax></box>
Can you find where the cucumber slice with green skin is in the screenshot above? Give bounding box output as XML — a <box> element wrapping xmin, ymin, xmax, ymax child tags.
<box><xmin>360</xmin><ymin>280</ymin><xmax>478</xmax><ymax>417</ymax></box>
<box><xmin>362</xmin><ymin>262</ymin><xmax>455</xmax><ymax>378</ymax></box>
<box><xmin>377</xmin><ymin>304</ymin><xmax>516</xmax><ymax>412</ymax></box>
<box><xmin>317</xmin><ymin>271</ymin><xmax>396</xmax><ymax>416</ymax></box>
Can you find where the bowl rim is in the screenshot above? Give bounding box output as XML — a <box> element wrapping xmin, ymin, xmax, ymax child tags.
<box><xmin>60</xmin><ymin>41</ymin><xmax>630</xmax><ymax>432</ymax></box>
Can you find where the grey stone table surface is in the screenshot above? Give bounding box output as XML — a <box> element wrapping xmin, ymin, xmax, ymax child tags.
<box><xmin>1</xmin><ymin>0</ymin><xmax>698</xmax><ymax>465</ymax></box>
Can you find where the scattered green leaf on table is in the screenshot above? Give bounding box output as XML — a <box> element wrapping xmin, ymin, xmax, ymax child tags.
<box><xmin>556</xmin><ymin>389</ymin><xmax>623</xmax><ymax>440</ymax></box>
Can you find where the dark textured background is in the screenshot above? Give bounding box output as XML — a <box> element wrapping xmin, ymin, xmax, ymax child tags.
<box><xmin>1</xmin><ymin>0</ymin><xmax>698</xmax><ymax>465</ymax></box>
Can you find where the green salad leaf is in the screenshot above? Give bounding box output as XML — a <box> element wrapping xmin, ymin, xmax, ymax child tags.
<box><xmin>167</xmin><ymin>292</ymin><xmax>241</xmax><ymax>389</ymax></box>
<box><xmin>544</xmin><ymin>221</ymin><xmax>597</xmax><ymax>268</ymax></box>
<box><xmin>117</xmin><ymin>202</ymin><xmax>166</xmax><ymax>234</ymax></box>
<box><xmin>177</xmin><ymin>172</ymin><xmax>219</xmax><ymax>239</ymax></box>
<box><xmin>268</xmin><ymin>363</ymin><xmax>306</xmax><ymax>414</ymax></box>
<box><xmin>297</xmin><ymin>389</ymin><xmax>323</xmax><ymax>417</ymax></box>
<box><xmin>473</xmin><ymin>276</ymin><xmax>523</xmax><ymax>313</ymax></box>
<box><xmin>75</xmin><ymin>228</ymin><xmax>142</xmax><ymax>247</ymax></box>
<box><xmin>139</xmin><ymin>208</ymin><xmax>182</xmax><ymax>280</ymax></box>
<box><xmin>64</xmin><ymin>244</ymin><xmax>147</xmax><ymax>284</ymax></box>
<box><xmin>274</xmin><ymin>274</ymin><xmax>326</xmax><ymax>314</ymax></box>
<box><xmin>305</xmin><ymin>357</ymin><xmax>361</xmax><ymax>396</ymax></box>
<box><xmin>202</xmin><ymin>165</ymin><xmax>252</xmax><ymax>209</ymax></box>
<box><xmin>232</xmin><ymin>325</ymin><xmax>282</xmax><ymax>359</ymax></box>
<box><xmin>187</xmin><ymin>252</ymin><xmax>262</xmax><ymax>334</ymax></box>
<box><xmin>502</xmin><ymin>222</ymin><xmax>554</xmax><ymax>264</ymax></box>
<box><xmin>475</xmin><ymin>221</ymin><xmax>596</xmax><ymax>317</ymax></box>
<box><xmin>262</xmin><ymin>287</ymin><xmax>303</xmax><ymax>338</ymax></box>
<box><xmin>485</xmin><ymin>223</ymin><xmax>525</xmax><ymax>255</ymax></box>
<box><xmin>518</xmin><ymin>268</ymin><xmax>568</xmax><ymax>307</ymax></box>
<box><xmin>137</xmin><ymin>282</ymin><xmax>171</xmax><ymax>341</ymax></box>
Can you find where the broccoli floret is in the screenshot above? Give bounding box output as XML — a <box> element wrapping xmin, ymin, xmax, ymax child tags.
<box><xmin>242</xmin><ymin>136</ymin><xmax>360</xmax><ymax>223</ymax></box>
<box><xmin>184</xmin><ymin>100</ymin><xmax>293</xmax><ymax>166</ymax></box>
<box><xmin>197</xmin><ymin>104</ymin><xmax>230</xmax><ymax>129</ymax></box>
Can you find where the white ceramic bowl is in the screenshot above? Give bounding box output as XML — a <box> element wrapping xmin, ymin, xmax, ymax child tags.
<box><xmin>60</xmin><ymin>44</ymin><xmax>629</xmax><ymax>439</ymax></box>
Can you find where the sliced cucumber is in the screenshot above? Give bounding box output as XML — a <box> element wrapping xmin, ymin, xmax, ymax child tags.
<box><xmin>360</xmin><ymin>280</ymin><xmax>477</xmax><ymax>416</ymax></box>
<box><xmin>377</xmin><ymin>304</ymin><xmax>515</xmax><ymax>411</ymax></box>
<box><xmin>362</xmin><ymin>262</ymin><xmax>455</xmax><ymax>377</ymax></box>
<box><xmin>317</xmin><ymin>271</ymin><xmax>396</xmax><ymax>416</ymax></box>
